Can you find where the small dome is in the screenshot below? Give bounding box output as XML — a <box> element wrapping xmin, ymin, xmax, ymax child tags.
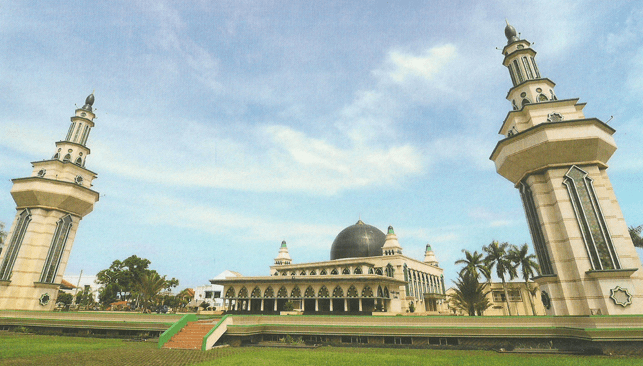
<box><xmin>330</xmin><ymin>220</ymin><xmax>386</xmax><ymax>260</ymax></box>
<box><xmin>505</xmin><ymin>21</ymin><xmax>520</xmax><ymax>44</ymax></box>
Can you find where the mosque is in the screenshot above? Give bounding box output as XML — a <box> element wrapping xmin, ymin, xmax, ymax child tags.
<box><xmin>211</xmin><ymin>220</ymin><xmax>446</xmax><ymax>314</ymax></box>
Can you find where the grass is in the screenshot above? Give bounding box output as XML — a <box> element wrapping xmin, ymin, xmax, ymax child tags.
<box><xmin>1</xmin><ymin>333</ymin><xmax>641</xmax><ymax>366</ymax></box>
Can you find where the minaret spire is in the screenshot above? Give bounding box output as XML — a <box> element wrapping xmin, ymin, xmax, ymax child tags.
<box><xmin>274</xmin><ymin>240</ymin><xmax>292</xmax><ymax>265</ymax></box>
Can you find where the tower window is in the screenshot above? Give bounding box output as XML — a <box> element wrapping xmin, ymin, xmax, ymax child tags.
<box><xmin>53</xmin><ymin>153</ymin><xmax>60</xmax><ymax>160</ymax></box>
<box><xmin>531</xmin><ymin>56</ymin><xmax>540</xmax><ymax>78</ymax></box>
<box><xmin>563</xmin><ymin>166</ymin><xmax>620</xmax><ymax>270</ymax></box>
<box><xmin>75</xmin><ymin>157</ymin><xmax>83</xmax><ymax>166</ymax></box>
<box><xmin>73</xmin><ymin>123</ymin><xmax>83</xmax><ymax>143</ymax></box>
<box><xmin>0</xmin><ymin>209</ymin><xmax>32</xmax><ymax>281</ymax></box>
<box><xmin>507</xmin><ymin>63</ymin><xmax>517</xmax><ymax>86</ymax></box>
<box><xmin>63</xmin><ymin>154</ymin><xmax>71</xmax><ymax>162</ymax></box>
<box><xmin>521</xmin><ymin>98</ymin><xmax>531</xmax><ymax>107</ymax></box>
<box><xmin>538</xmin><ymin>94</ymin><xmax>549</xmax><ymax>102</ymax></box>
<box><xmin>66</xmin><ymin>123</ymin><xmax>76</xmax><ymax>141</ymax></box>
<box><xmin>513</xmin><ymin>60</ymin><xmax>524</xmax><ymax>83</ymax></box>
<box><xmin>80</xmin><ymin>125</ymin><xmax>90</xmax><ymax>145</ymax></box>
<box><xmin>40</xmin><ymin>215</ymin><xmax>73</xmax><ymax>284</ymax></box>
<box><xmin>522</xmin><ymin>56</ymin><xmax>534</xmax><ymax>79</ymax></box>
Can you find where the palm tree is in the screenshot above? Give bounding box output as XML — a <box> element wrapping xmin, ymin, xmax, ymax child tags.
<box><xmin>509</xmin><ymin>244</ymin><xmax>540</xmax><ymax>315</ymax></box>
<box><xmin>455</xmin><ymin>250</ymin><xmax>489</xmax><ymax>281</ymax></box>
<box><xmin>483</xmin><ymin>241</ymin><xmax>517</xmax><ymax>316</ymax></box>
<box><xmin>449</xmin><ymin>271</ymin><xmax>491</xmax><ymax>316</ymax></box>
<box><xmin>629</xmin><ymin>225</ymin><xmax>643</xmax><ymax>248</ymax></box>
<box><xmin>134</xmin><ymin>272</ymin><xmax>167</xmax><ymax>311</ymax></box>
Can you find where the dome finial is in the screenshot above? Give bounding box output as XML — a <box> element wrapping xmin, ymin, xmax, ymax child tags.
<box><xmin>504</xmin><ymin>20</ymin><xmax>519</xmax><ymax>45</ymax></box>
<box><xmin>82</xmin><ymin>91</ymin><xmax>95</xmax><ymax>112</ymax></box>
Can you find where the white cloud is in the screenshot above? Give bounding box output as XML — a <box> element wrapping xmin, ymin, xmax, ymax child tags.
<box><xmin>385</xmin><ymin>45</ymin><xmax>457</xmax><ymax>84</ymax></box>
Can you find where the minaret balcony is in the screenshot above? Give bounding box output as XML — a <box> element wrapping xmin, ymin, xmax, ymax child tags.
<box><xmin>10</xmin><ymin>177</ymin><xmax>99</xmax><ymax>217</ymax></box>
<box><xmin>490</xmin><ymin>118</ymin><xmax>616</xmax><ymax>184</ymax></box>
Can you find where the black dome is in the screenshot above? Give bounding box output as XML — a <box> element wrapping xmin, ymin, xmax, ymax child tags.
<box><xmin>330</xmin><ymin>220</ymin><xmax>386</xmax><ymax>260</ymax></box>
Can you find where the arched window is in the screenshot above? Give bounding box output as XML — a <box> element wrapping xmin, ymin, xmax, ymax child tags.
<box><xmin>347</xmin><ymin>285</ymin><xmax>358</xmax><ymax>298</ymax></box>
<box><xmin>550</xmin><ymin>89</ymin><xmax>557</xmax><ymax>100</ymax></box>
<box><xmin>63</xmin><ymin>154</ymin><xmax>71</xmax><ymax>162</ymax></box>
<box><xmin>375</xmin><ymin>268</ymin><xmax>383</xmax><ymax>276</ymax></box>
<box><xmin>238</xmin><ymin>287</ymin><xmax>248</xmax><ymax>298</ymax></box>
<box><xmin>521</xmin><ymin>98</ymin><xmax>530</xmax><ymax>107</ymax></box>
<box><xmin>361</xmin><ymin>286</ymin><xmax>373</xmax><ymax>297</ymax></box>
<box><xmin>40</xmin><ymin>214</ymin><xmax>73</xmax><ymax>283</ymax></box>
<box><xmin>53</xmin><ymin>153</ymin><xmax>60</xmax><ymax>160</ymax></box>
<box><xmin>75</xmin><ymin>157</ymin><xmax>83</xmax><ymax>166</ymax></box>
<box><xmin>0</xmin><ymin>209</ymin><xmax>32</xmax><ymax>281</ymax></box>
<box><xmin>318</xmin><ymin>286</ymin><xmax>329</xmax><ymax>298</ymax></box>
<box><xmin>251</xmin><ymin>287</ymin><xmax>261</xmax><ymax>298</ymax></box>
<box><xmin>304</xmin><ymin>286</ymin><xmax>315</xmax><ymax>298</ymax></box>
<box><xmin>507</xmin><ymin>63</ymin><xmax>517</xmax><ymax>86</ymax></box>
<box><xmin>320</xmin><ymin>269</ymin><xmax>327</xmax><ymax>275</ymax></box>
<box><xmin>225</xmin><ymin>287</ymin><xmax>236</xmax><ymax>299</ymax></box>
<box><xmin>377</xmin><ymin>286</ymin><xmax>384</xmax><ymax>298</ymax></box>
<box><xmin>512</xmin><ymin>100</ymin><xmax>518</xmax><ymax>110</ymax></box>
<box><xmin>385</xmin><ymin>264</ymin><xmax>394</xmax><ymax>278</ymax></box>
<box><xmin>273</xmin><ymin>271</ymin><xmax>278</xmax><ymax>276</ymax></box>
<box><xmin>332</xmin><ymin>286</ymin><xmax>344</xmax><ymax>298</ymax></box>
<box><xmin>354</xmin><ymin>267</ymin><xmax>362</xmax><ymax>274</ymax></box>
<box><xmin>277</xmin><ymin>286</ymin><xmax>288</xmax><ymax>298</ymax></box>
<box><xmin>281</xmin><ymin>272</ymin><xmax>287</xmax><ymax>276</ymax></box>
<box><xmin>368</xmin><ymin>267</ymin><xmax>374</xmax><ymax>274</ymax></box>
<box><xmin>309</xmin><ymin>269</ymin><xmax>317</xmax><ymax>275</ymax></box>
<box><xmin>531</xmin><ymin>56</ymin><xmax>540</xmax><ymax>78</ymax></box>
<box><xmin>342</xmin><ymin>268</ymin><xmax>350</xmax><ymax>275</ymax></box>
<box><xmin>66</xmin><ymin>122</ymin><xmax>76</xmax><ymax>141</ymax></box>
<box><xmin>331</xmin><ymin>269</ymin><xmax>339</xmax><ymax>275</ymax></box>
<box><xmin>383</xmin><ymin>287</ymin><xmax>390</xmax><ymax>298</ymax></box>
<box><xmin>538</xmin><ymin>94</ymin><xmax>548</xmax><ymax>102</ymax></box>
<box><xmin>264</xmin><ymin>287</ymin><xmax>275</xmax><ymax>298</ymax></box>
<box><xmin>291</xmin><ymin>286</ymin><xmax>301</xmax><ymax>298</ymax></box>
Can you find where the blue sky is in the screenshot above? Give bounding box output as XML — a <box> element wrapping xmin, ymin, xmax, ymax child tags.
<box><xmin>1</xmin><ymin>1</ymin><xmax>642</xmax><ymax>290</ymax></box>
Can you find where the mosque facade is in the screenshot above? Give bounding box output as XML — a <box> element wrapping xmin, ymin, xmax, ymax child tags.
<box><xmin>211</xmin><ymin>220</ymin><xmax>446</xmax><ymax>314</ymax></box>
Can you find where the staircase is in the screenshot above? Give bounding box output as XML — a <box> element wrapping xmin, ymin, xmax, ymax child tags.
<box><xmin>163</xmin><ymin>319</ymin><xmax>218</xmax><ymax>350</ymax></box>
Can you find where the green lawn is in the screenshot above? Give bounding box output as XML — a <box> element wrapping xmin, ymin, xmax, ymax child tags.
<box><xmin>1</xmin><ymin>333</ymin><xmax>641</xmax><ymax>366</ymax></box>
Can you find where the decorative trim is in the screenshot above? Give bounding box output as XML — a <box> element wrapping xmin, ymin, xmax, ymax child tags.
<box><xmin>39</xmin><ymin>293</ymin><xmax>51</xmax><ymax>306</ymax></box>
<box><xmin>519</xmin><ymin>181</ymin><xmax>554</xmax><ymax>275</ymax></box>
<box><xmin>586</xmin><ymin>268</ymin><xmax>637</xmax><ymax>279</ymax></box>
<box><xmin>610</xmin><ymin>286</ymin><xmax>632</xmax><ymax>307</ymax></box>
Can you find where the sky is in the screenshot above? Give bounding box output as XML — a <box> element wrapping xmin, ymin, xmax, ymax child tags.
<box><xmin>1</xmin><ymin>1</ymin><xmax>642</xmax><ymax>291</ymax></box>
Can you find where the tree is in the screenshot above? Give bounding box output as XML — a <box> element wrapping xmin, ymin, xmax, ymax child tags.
<box><xmin>629</xmin><ymin>225</ymin><xmax>643</xmax><ymax>248</ymax></box>
<box><xmin>57</xmin><ymin>292</ymin><xmax>73</xmax><ymax>306</ymax></box>
<box><xmin>455</xmin><ymin>250</ymin><xmax>490</xmax><ymax>282</ymax></box>
<box><xmin>483</xmin><ymin>241</ymin><xmax>517</xmax><ymax>316</ymax></box>
<box><xmin>96</xmin><ymin>255</ymin><xmax>152</xmax><ymax>303</ymax></box>
<box><xmin>449</xmin><ymin>271</ymin><xmax>490</xmax><ymax>316</ymax></box>
<box><xmin>134</xmin><ymin>272</ymin><xmax>169</xmax><ymax>311</ymax></box>
<box><xmin>509</xmin><ymin>244</ymin><xmax>540</xmax><ymax>316</ymax></box>
<box><xmin>75</xmin><ymin>287</ymin><xmax>95</xmax><ymax>307</ymax></box>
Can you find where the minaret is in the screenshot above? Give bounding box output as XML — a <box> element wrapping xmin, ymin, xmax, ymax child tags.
<box><xmin>491</xmin><ymin>23</ymin><xmax>643</xmax><ymax>315</ymax></box>
<box><xmin>274</xmin><ymin>240</ymin><xmax>292</xmax><ymax>265</ymax></box>
<box><xmin>382</xmin><ymin>226</ymin><xmax>403</xmax><ymax>256</ymax></box>
<box><xmin>423</xmin><ymin>244</ymin><xmax>438</xmax><ymax>266</ymax></box>
<box><xmin>0</xmin><ymin>93</ymin><xmax>100</xmax><ymax>311</ymax></box>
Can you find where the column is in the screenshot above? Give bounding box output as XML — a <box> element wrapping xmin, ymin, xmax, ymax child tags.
<box><xmin>359</xmin><ymin>298</ymin><xmax>363</xmax><ymax>312</ymax></box>
<box><xmin>330</xmin><ymin>299</ymin><xmax>334</xmax><ymax>312</ymax></box>
<box><xmin>274</xmin><ymin>299</ymin><xmax>278</xmax><ymax>312</ymax></box>
<box><xmin>344</xmin><ymin>298</ymin><xmax>348</xmax><ymax>311</ymax></box>
<box><xmin>315</xmin><ymin>298</ymin><xmax>319</xmax><ymax>312</ymax></box>
<box><xmin>261</xmin><ymin>299</ymin><xmax>264</xmax><ymax>311</ymax></box>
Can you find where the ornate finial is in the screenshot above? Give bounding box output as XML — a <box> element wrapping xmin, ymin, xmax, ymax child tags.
<box><xmin>387</xmin><ymin>226</ymin><xmax>395</xmax><ymax>234</ymax></box>
<box><xmin>426</xmin><ymin>243</ymin><xmax>432</xmax><ymax>251</ymax></box>
<box><xmin>356</xmin><ymin>219</ymin><xmax>365</xmax><ymax>225</ymax></box>
<box><xmin>281</xmin><ymin>240</ymin><xmax>287</xmax><ymax>248</ymax></box>
<box><xmin>504</xmin><ymin>21</ymin><xmax>519</xmax><ymax>44</ymax></box>
<box><xmin>82</xmin><ymin>92</ymin><xmax>95</xmax><ymax>112</ymax></box>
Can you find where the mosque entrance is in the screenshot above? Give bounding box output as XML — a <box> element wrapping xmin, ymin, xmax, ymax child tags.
<box><xmin>347</xmin><ymin>299</ymin><xmax>360</xmax><ymax>313</ymax></box>
<box><xmin>318</xmin><ymin>299</ymin><xmax>331</xmax><ymax>312</ymax></box>
<box><xmin>250</xmin><ymin>299</ymin><xmax>262</xmax><ymax>312</ymax></box>
<box><xmin>264</xmin><ymin>299</ymin><xmax>275</xmax><ymax>312</ymax></box>
<box><xmin>332</xmin><ymin>299</ymin><xmax>345</xmax><ymax>312</ymax></box>
<box><xmin>304</xmin><ymin>299</ymin><xmax>316</xmax><ymax>312</ymax></box>
<box><xmin>362</xmin><ymin>299</ymin><xmax>374</xmax><ymax>312</ymax></box>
